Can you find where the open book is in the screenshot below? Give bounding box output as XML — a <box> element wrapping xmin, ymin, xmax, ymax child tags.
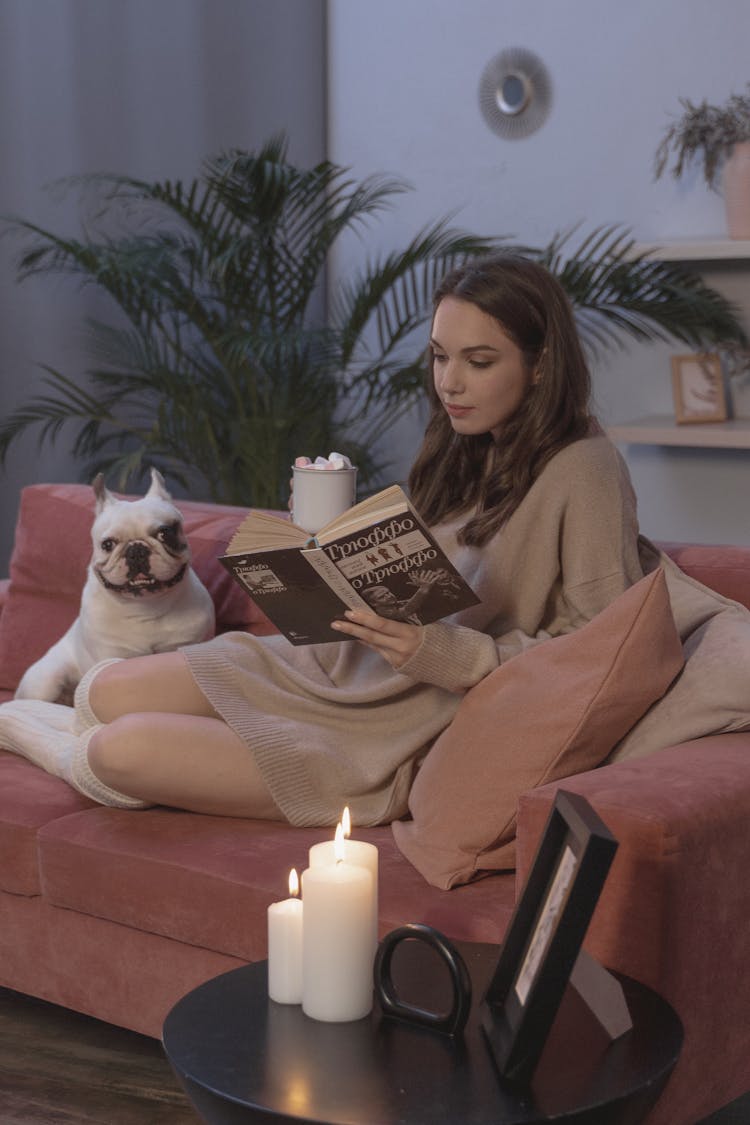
<box><xmin>219</xmin><ymin>484</ymin><xmax>480</xmax><ymax>645</ymax></box>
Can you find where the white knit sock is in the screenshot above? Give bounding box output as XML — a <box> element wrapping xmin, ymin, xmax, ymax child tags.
<box><xmin>73</xmin><ymin>657</ymin><xmax>125</xmax><ymax>734</ymax></box>
<box><xmin>61</xmin><ymin>727</ymin><xmax>152</xmax><ymax>810</ymax></box>
<box><xmin>0</xmin><ymin>699</ymin><xmax>77</xmax><ymax>774</ymax></box>
<box><xmin>0</xmin><ymin>699</ymin><xmax>150</xmax><ymax>809</ymax></box>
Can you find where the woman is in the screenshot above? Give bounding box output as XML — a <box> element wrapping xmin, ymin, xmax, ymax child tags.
<box><xmin>0</xmin><ymin>255</ymin><xmax>649</xmax><ymax>824</ymax></box>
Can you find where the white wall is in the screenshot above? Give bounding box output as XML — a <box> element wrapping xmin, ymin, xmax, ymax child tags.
<box><xmin>1</xmin><ymin>0</ymin><xmax>748</xmax><ymax>568</ymax></box>
<box><xmin>0</xmin><ymin>0</ymin><xmax>326</xmax><ymax>572</ymax></box>
<box><xmin>326</xmin><ymin>0</ymin><xmax>750</xmax><ymax>544</ymax></box>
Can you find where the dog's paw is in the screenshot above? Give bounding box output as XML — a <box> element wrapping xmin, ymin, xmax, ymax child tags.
<box><xmin>15</xmin><ymin>669</ymin><xmax>76</xmax><ymax>705</ymax></box>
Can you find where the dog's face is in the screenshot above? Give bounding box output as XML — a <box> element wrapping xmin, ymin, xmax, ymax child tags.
<box><xmin>91</xmin><ymin>469</ymin><xmax>192</xmax><ymax>599</ymax></box>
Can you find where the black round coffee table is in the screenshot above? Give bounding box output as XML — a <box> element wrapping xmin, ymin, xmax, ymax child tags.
<box><xmin>162</xmin><ymin>942</ymin><xmax>682</xmax><ymax>1125</ymax></box>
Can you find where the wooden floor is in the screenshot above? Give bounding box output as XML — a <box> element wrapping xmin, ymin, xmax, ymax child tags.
<box><xmin>0</xmin><ymin>986</ymin><xmax>201</xmax><ymax>1124</ymax></box>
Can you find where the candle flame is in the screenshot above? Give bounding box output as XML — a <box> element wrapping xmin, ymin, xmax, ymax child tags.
<box><xmin>334</xmin><ymin>821</ymin><xmax>345</xmax><ymax>863</ymax></box>
<box><xmin>288</xmin><ymin>868</ymin><xmax>299</xmax><ymax>897</ymax></box>
<box><xmin>342</xmin><ymin>806</ymin><xmax>352</xmax><ymax>838</ymax></box>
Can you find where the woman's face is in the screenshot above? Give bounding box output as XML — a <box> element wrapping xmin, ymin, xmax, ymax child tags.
<box><xmin>430</xmin><ymin>296</ymin><xmax>536</xmax><ymax>440</ymax></box>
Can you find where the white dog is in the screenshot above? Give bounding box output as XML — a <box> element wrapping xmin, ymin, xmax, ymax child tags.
<box><xmin>15</xmin><ymin>469</ymin><xmax>215</xmax><ymax>703</ymax></box>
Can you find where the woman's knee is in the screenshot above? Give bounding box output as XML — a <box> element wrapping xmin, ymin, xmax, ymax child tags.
<box><xmin>88</xmin><ymin>651</ymin><xmax>212</xmax><ymax>723</ymax></box>
<box><xmin>87</xmin><ymin>714</ymin><xmax>154</xmax><ymax>788</ymax></box>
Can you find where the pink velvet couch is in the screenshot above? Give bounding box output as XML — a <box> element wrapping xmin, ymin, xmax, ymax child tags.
<box><xmin>1</xmin><ymin>483</ymin><xmax>749</xmax><ymax>1125</ymax></box>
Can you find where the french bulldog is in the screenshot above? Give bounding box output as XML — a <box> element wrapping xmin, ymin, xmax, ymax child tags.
<box><xmin>15</xmin><ymin>468</ymin><xmax>216</xmax><ymax>703</ymax></box>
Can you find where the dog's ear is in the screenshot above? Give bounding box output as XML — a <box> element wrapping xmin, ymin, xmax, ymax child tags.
<box><xmin>146</xmin><ymin>467</ymin><xmax>172</xmax><ymax>502</ymax></box>
<box><xmin>92</xmin><ymin>473</ymin><xmax>115</xmax><ymax>514</ymax></box>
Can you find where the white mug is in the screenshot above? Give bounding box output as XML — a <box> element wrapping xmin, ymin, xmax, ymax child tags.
<box><xmin>291</xmin><ymin>465</ymin><xmax>358</xmax><ymax>534</ymax></box>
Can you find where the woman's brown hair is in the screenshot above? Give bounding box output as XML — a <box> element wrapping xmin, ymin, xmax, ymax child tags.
<box><xmin>408</xmin><ymin>253</ymin><xmax>593</xmax><ymax>546</ymax></box>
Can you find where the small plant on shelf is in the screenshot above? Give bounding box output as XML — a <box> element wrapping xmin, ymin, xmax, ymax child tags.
<box><xmin>654</xmin><ymin>85</ymin><xmax>750</xmax><ymax>189</ymax></box>
<box><xmin>718</xmin><ymin>340</ymin><xmax>750</xmax><ymax>412</ymax></box>
<box><xmin>719</xmin><ymin>340</ymin><xmax>750</xmax><ymax>375</ymax></box>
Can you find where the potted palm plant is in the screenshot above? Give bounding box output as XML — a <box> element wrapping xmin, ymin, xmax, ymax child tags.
<box><xmin>0</xmin><ymin>136</ymin><xmax>746</xmax><ymax>505</ymax></box>
<box><xmin>0</xmin><ymin>136</ymin><xmax>494</xmax><ymax>507</ymax></box>
<box><xmin>654</xmin><ymin>85</ymin><xmax>750</xmax><ymax>238</ymax></box>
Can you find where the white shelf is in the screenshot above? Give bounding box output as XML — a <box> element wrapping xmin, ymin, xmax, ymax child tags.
<box><xmin>632</xmin><ymin>239</ymin><xmax>750</xmax><ymax>262</ymax></box>
<box><xmin>607</xmin><ymin>416</ymin><xmax>750</xmax><ymax>449</ymax></box>
<box><xmin>613</xmin><ymin>246</ymin><xmax>750</xmax><ymax>449</ymax></box>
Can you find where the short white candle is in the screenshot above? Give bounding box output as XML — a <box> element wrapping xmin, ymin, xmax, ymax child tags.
<box><xmin>308</xmin><ymin>807</ymin><xmax>379</xmax><ymax>950</ymax></box>
<box><xmin>302</xmin><ymin>825</ymin><xmax>374</xmax><ymax>1022</ymax></box>
<box><xmin>267</xmin><ymin>868</ymin><xmax>304</xmax><ymax>1004</ymax></box>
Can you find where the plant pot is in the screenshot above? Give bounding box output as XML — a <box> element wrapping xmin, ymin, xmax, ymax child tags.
<box><xmin>723</xmin><ymin>142</ymin><xmax>750</xmax><ymax>239</ymax></box>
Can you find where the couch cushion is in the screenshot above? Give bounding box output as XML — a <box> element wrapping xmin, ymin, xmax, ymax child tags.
<box><xmin>0</xmin><ymin>483</ymin><xmax>279</xmax><ymax>692</ymax></box>
<box><xmin>609</xmin><ymin>546</ymin><xmax>750</xmax><ymax>762</ymax></box>
<box><xmin>659</xmin><ymin>541</ymin><xmax>750</xmax><ymax>612</ymax></box>
<box><xmin>0</xmin><ymin>751</ymin><xmax>94</xmax><ymax>895</ymax></box>
<box><xmin>391</xmin><ymin>569</ymin><xmax>683</xmax><ymax>889</ymax></box>
<box><xmin>36</xmin><ymin>807</ymin><xmax>516</xmax><ymax>961</ymax></box>
<box><xmin>609</xmin><ymin>601</ymin><xmax>750</xmax><ymax>762</ymax></box>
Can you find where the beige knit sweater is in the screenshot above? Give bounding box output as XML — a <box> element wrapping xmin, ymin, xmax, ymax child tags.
<box><xmin>183</xmin><ymin>436</ymin><xmax>647</xmax><ymax>827</ymax></box>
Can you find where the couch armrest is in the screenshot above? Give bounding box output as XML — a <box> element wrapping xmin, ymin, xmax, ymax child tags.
<box><xmin>0</xmin><ymin>578</ymin><xmax>9</xmax><ymax>622</ymax></box>
<box><xmin>515</xmin><ymin>733</ymin><xmax>750</xmax><ymax>1123</ymax></box>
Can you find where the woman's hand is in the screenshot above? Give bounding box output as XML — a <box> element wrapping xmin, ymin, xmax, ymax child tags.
<box><xmin>330</xmin><ymin>608</ymin><xmax>423</xmax><ymax>669</ymax></box>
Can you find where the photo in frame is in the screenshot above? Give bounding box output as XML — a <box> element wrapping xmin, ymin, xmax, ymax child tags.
<box><xmin>480</xmin><ymin>789</ymin><xmax>620</xmax><ymax>1086</ymax></box>
<box><xmin>670</xmin><ymin>353</ymin><xmax>727</xmax><ymax>424</ymax></box>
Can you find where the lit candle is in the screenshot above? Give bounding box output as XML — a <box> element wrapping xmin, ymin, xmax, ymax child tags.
<box><xmin>267</xmin><ymin>868</ymin><xmax>304</xmax><ymax>1004</ymax></box>
<box><xmin>301</xmin><ymin>824</ymin><xmax>374</xmax><ymax>1022</ymax></box>
<box><xmin>309</xmin><ymin>807</ymin><xmax>379</xmax><ymax>950</ymax></box>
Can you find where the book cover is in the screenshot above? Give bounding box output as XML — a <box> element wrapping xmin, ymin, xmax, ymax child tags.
<box><xmin>220</xmin><ymin>486</ymin><xmax>479</xmax><ymax>645</ymax></box>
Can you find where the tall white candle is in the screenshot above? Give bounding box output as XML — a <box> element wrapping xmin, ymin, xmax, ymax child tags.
<box><xmin>267</xmin><ymin>868</ymin><xmax>304</xmax><ymax>1004</ymax></box>
<box><xmin>309</xmin><ymin>807</ymin><xmax>379</xmax><ymax>950</ymax></box>
<box><xmin>302</xmin><ymin>825</ymin><xmax>374</xmax><ymax>1022</ymax></box>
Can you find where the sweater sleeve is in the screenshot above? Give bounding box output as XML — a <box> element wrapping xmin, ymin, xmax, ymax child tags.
<box><xmin>556</xmin><ymin>439</ymin><xmax>644</xmax><ymax>623</ymax></box>
<box><xmin>397</xmin><ymin>437</ymin><xmax>644</xmax><ymax>694</ymax></box>
<box><xmin>396</xmin><ymin>620</ymin><xmax>552</xmax><ymax>693</ymax></box>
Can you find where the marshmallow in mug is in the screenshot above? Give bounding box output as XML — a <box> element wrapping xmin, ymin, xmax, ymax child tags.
<box><xmin>294</xmin><ymin>452</ymin><xmax>353</xmax><ymax>471</ymax></box>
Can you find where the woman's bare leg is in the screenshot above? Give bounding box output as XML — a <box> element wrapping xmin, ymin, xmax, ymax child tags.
<box><xmin>86</xmin><ymin>651</ymin><xmax>283</xmax><ymax>818</ymax></box>
<box><xmin>87</xmin><ymin>713</ymin><xmax>283</xmax><ymax>819</ymax></box>
<box><xmin>88</xmin><ymin>651</ymin><xmax>219</xmax><ymax>723</ymax></box>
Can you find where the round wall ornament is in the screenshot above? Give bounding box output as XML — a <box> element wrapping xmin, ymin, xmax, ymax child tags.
<box><xmin>478</xmin><ymin>47</ymin><xmax>553</xmax><ymax>140</ymax></box>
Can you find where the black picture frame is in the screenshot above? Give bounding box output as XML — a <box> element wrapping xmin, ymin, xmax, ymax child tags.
<box><xmin>480</xmin><ymin>789</ymin><xmax>618</xmax><ymax>1086</ymax></box>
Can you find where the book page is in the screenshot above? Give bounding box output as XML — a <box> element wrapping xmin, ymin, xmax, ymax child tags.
<box><xmin>316</xmin><ymin>484</ymin><xmax>409</xmax><ymax>541</ymax></box>
<box><xmin>225</xmin><ymin>510</ymin><xmax>307</xmax><ymax>553</ymax></box>
<box><xmin>224</xmin><ymin>484</ymin><xmax>409</xmax><ymax>554</ymax></box>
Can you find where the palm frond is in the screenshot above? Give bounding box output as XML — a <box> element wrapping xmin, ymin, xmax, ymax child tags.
<box><xmin>332</xmin><ymin>220</ymin><xmax>497</xmax><ymax>370</ymax></box>
<box><xmin>1</xmin><ymin>141</ymin><xmax>746</xmax><ymax>504</ymax></box>
<box><xmin>529</xmin><ymin>224</ymin><xmax>747</xmax><ymax>355</ymax></box>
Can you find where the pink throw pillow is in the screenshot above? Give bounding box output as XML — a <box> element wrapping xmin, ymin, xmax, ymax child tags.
<box><xmin>391</xmin><ymin>568</ymin><xmax>683</xmax><ymax>889</ymax></box>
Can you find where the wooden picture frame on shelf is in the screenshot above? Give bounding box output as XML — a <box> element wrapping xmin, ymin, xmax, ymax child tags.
<box><xmin>671</xmin><ymin>353</ymin><xmax>727</xmax><ymax>424</ymax></box>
